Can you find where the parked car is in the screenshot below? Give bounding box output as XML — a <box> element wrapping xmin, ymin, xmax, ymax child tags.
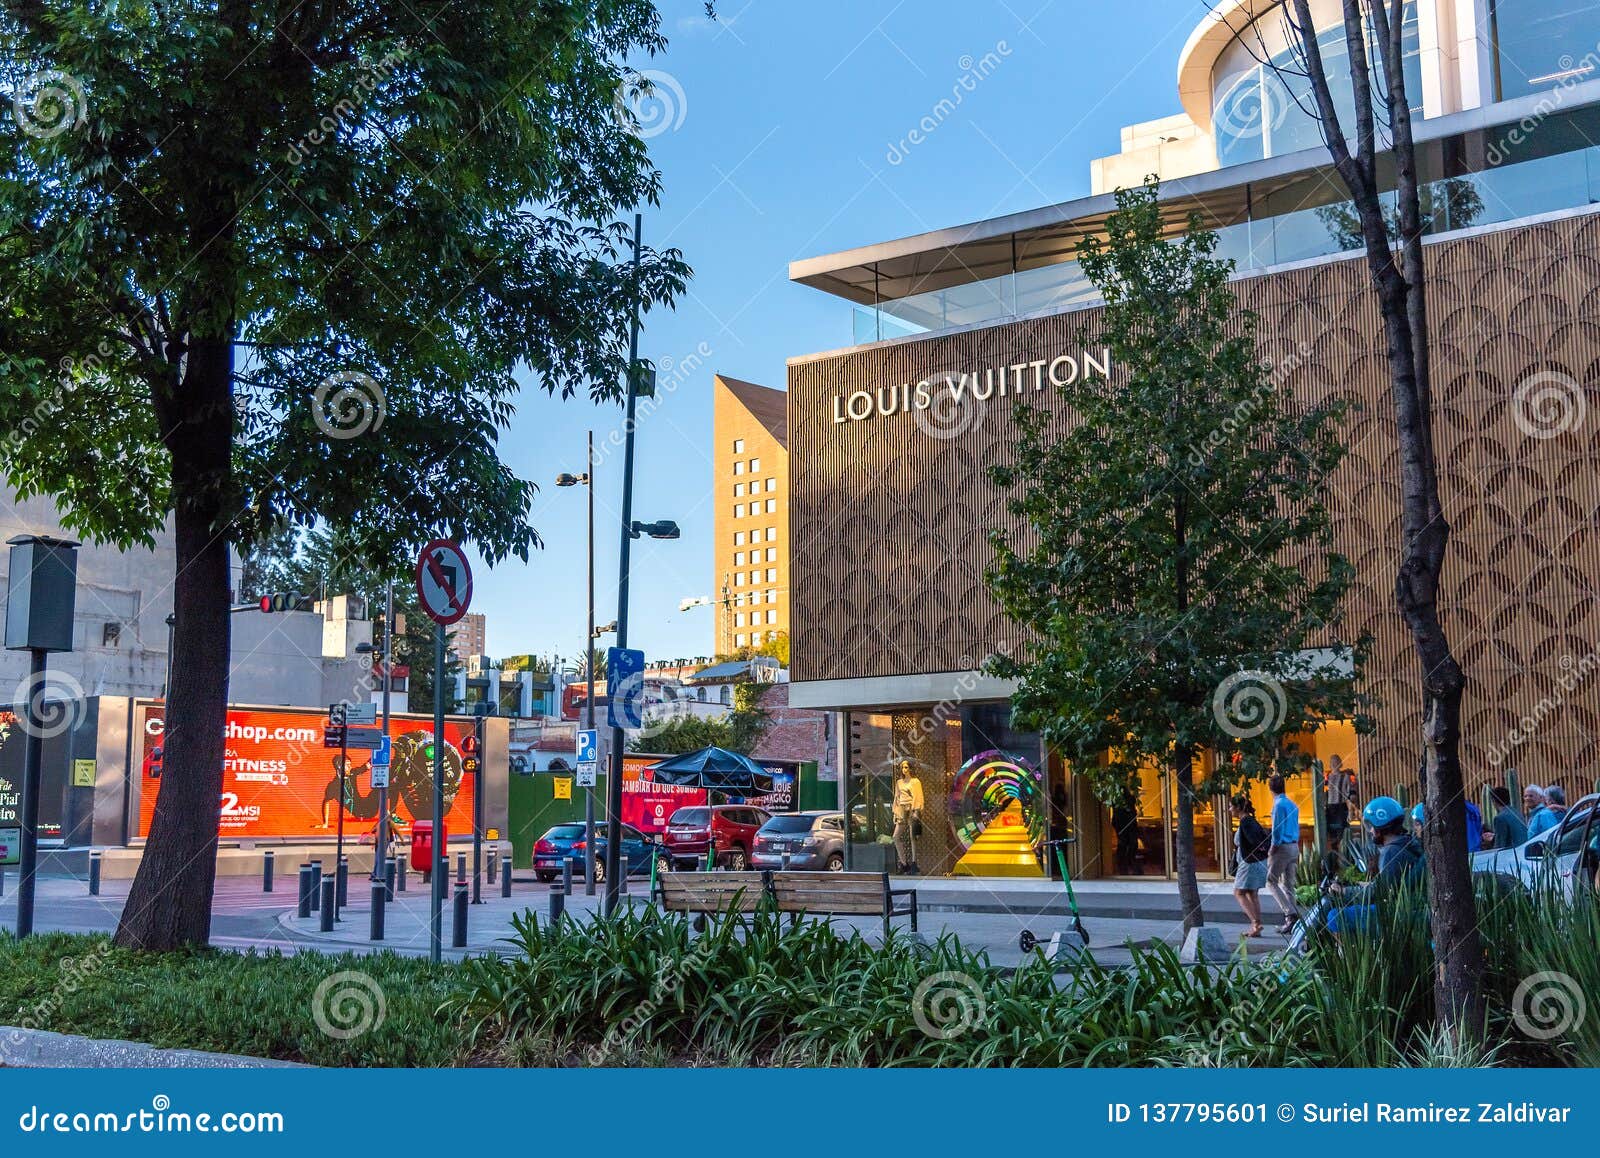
<box><xmin>1472</xmin><ymin>793</ymin><xmax>1598</xmax><ymax>900</ymax></box>
<box><xmin>752</xmin><ymin>810</ymin><xmax>846</xmax><ymax>871</ymax></box>
<box><xmin>660</xmin><ymin>804</ymin><xmax>771</xmax><ymax>870</ymax></box>
<box><xmin>574</xmin><ymin>823</ymin><xmax>659</xmax><ymax>883</ymax></box>
<box><xmin>532</xmin><ymin>822</ymin><xmax>587</xmax><ymax>883</ymax></box>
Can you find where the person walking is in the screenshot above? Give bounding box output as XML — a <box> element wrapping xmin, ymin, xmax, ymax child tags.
<box><xmin>1323</xmin><ymin>754</ymin><xmax>1356</xmax><ymax>856</ymax></box>
<box><xmin>1485</xmin><ymin>785</ymin><xmax>1528</xmax><ymax>849</ymax></box>
<box><xmin>1265</xmin><ymin>774</ymin><xmax>1301</xmax><ymax>934</ymax></box>
<box><xmin>1229</xmin><ymin>795</ymin><xmax>1271</xmax><ymax>937</ymax></box>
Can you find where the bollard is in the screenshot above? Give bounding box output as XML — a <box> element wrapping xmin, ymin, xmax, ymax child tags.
<box><xmin>0</xmin><ymin>865</ymin><xmax>6</xmax><ymax>896</ymax></box>
<box><xmin>297</xmin><ymin>864</ymin><xmax>313</xmax><ymax>918</ymax></box>
<box><xmin>88</xmin><ymin>851</ymin><xmax>102</xmax><ymax>896</ymax></box>
<box><xmin>262</xmin><ymin>849</ymin><xmax>274</xmax><ymax>893</ymax></box>
<box><xmin>309</xmin><ymin>861</ymin><xmax>323</xmax><ymax>911</ymax></box>
<box><xmin>396</xmin><ymin>857</ymin><xmax>408</xmax><ymax>892</ymax></box>
<box><xmin>501</xmin><ymin>855</ymin><xmax>512</xmax><ymax>898</ymax></box>
<box><xmin>369</xmin><ymin>880</ymin><xmax>386</xmax><ymax>942</ymax></box>
<box><xmin>384</xmin><ymin>858</ymin><xmax>396</xmax><ymax>902</ymax></box>
<box><xmin>487</xmin><ymin>850</ymin><xmax>498</xmax><ymax>884</ymax></box>
<box><xmin>336</xmin><ymin>857</ymin><xmax>349</xmax><ymax>907</ymax></box>
<box><xmin>620</xmin><ymin>863</ymin><xmax>629</xmax><ymax>895</ymax></box>
<box><xmin>319</xmin><ymin>876</ymin><xmax>336</xmax><ymax>932</ymax></box>
<box><xmin>780</xmin><ymin>851</ymin><xmax>791</xmax><ymax>872</ymax></box>
<box><xmin>548</xmin><ymin>887</ymin><xmax>565</xmax><ymax>924</ymax></box>
<box><xmin>457</xmin><ymin>852</ymin><xmax>467</xmax><ymax>884</ymax></box>
<box><xmin>562</xmin><ymin>857</ymin><xmax>573</xmax><ymax>896</ymax></box>
<box><xmin>452</xmin><ymin>882</ymin><xmax>469</xmax><ymax>948</ymax></box>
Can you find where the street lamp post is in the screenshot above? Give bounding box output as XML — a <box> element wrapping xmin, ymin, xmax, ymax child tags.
<box><xmin>557</xmin><ymin>431</ymin><xmax>599</xmax><ymax>895</ymax></box>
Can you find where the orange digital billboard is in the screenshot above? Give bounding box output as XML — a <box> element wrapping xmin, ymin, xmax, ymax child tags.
<box><xmin>136</xmin><ymin>705</ymin><xmax>476</xmax><ymax>841</ymax></box>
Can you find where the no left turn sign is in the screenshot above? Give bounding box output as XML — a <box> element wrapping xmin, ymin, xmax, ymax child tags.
<box><xmin>415</xmin><ymin>539</ymin><xmax>473</xmax><ymax>626</ymax></box>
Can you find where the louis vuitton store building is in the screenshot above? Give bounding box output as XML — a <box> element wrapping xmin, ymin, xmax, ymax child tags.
<box><xmin>785</xmin><ymin>1</ymin><xmax>1600</xmax><ymax>880</ymax></box>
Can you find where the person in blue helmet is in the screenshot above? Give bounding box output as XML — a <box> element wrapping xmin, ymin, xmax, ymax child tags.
<box><xmin>1412</xmin><ymin>800</ymin><xmax>1483</xmax><ymax>853</ymax></box>
<box><xmin>1325</xmin><ymin>796</ymin><xmax>1425</xmax><ymax>933</ymax></box>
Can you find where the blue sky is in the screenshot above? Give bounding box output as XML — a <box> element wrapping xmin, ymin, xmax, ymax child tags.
<box><xmin>474</xmin><ymin>0</ymin><xmax>1203</xmax><ymax>666</ymax></box>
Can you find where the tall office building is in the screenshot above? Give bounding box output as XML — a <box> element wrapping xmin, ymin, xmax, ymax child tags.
<box><xmin>711</xmin><ymin>375</ymin><xmax>789</xmax><ymax>654</ymax></box>
<box><xmin>448</xmin><ymin>612</ymin><xmax>487</xmax><ymax>664</ymax></box>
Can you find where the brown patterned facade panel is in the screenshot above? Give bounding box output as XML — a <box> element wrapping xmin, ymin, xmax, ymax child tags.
<box><xmin>791</xmin><ymin>210</ymin><xmax>1600</xmax><ymax>791</ymax></box>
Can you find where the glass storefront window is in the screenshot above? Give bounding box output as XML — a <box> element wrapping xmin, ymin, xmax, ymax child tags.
<box><xmin>1492</xmin><ymin>0</ymin><xmax>1600</xmax><ymax>101</ymax></box>
<box><xmin>843</xmin><ymin>703</ymin><xmax>1048</xmax><ymax>876</ymax></box>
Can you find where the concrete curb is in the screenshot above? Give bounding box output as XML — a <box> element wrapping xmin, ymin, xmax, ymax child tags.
<box><xmin>0</xmin><ymin>1026</ymin><xmax>306</xmax><ymax>1068</ymax></box>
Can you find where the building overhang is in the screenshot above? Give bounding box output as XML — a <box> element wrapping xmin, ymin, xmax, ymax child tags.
<box><xmin>789</xmin><ymin>81</ymin><xmax>1600</xmax><ymax>311</ymax></box>
<box><xmin>787</xmin><ymin>671</ymin><xmax>1018</xmax><ymax>712</ymax></box>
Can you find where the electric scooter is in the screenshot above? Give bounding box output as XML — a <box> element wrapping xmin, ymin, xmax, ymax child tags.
<box><xmin>1018</xmin><ymin>837</ymin><xmax>1090</xmax><ymax>951</ymax></box>
<box><xmin>1285</xmin><ymin>851</ymin><xmax>1343</xmax><ymax>955</ymax></box>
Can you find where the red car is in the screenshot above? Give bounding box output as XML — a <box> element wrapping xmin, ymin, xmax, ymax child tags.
<box><xmin>660</xmin><ymin>805</ymin><xmax>771</xmax><ymax>871</ymax></box>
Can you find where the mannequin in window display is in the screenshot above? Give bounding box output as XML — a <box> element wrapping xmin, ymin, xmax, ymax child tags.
<box><xmin>892</xmin><ymin>760</ymin><xmax>924</xmax><ymax>874</ymax></box>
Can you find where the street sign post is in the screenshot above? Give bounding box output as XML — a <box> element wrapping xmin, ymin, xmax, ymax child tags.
<box><xmin>607</xmin><ymin>647</ymin><xmax>646</xmax><ymax>730</ymax></box>
<box><xmin>344</xmin><ymin>703</ymin><xmax>377</xmax><ymax>726</ymax></box>
<box><xmin>370</xmin><ymin>735</ymin><xmax>391</xmax><ymax>789</ymax></box>
<box><xmin>324</xmin><ymin>727</ymin><xmax>386</xmax><ymax>750</ymax></box>
<box><xmin>416</xmin><ymin>540</ymin><xmax>473</xmax><ymax>963</ymax></box>
<box><xmin>576</xmin><ymin>726</ymin><xmax>599</xmax><ymax>787</ymax></box>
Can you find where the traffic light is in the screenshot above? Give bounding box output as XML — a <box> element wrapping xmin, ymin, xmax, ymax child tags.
<box><xmin>146</xmin><ymin>745</ymin><xmax>163</xmax><ymax>779</ymax></box>
<box><xmin>461</xmin><ymin>735</ymin><xmax>479</xmax><ymax>755</ymax></box>
<box><xmin>462</xmin><ymin>756</ymin><xmax>480</xmax><ymax>776</ymax></box>
<box><xmin>258</xmin><ymin>593</ymin><xmax>314</xmax><ymax>613</ymax></box>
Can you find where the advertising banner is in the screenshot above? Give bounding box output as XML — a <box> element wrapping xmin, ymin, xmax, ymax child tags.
<box><xmin>621</xmin><ymin>755</ymin><xmax>706</xmax><ymax>835</ymax></box>
<box><xmin>135</xmin><ymin>704</ymin><xmax>476</xmax><ymax>841</ymax></box>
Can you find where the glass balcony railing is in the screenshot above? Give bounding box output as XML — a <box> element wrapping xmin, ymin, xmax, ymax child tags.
<box><xmin>848</xmin><ymin>107</ymin><xmax>1600</xmax><ymax>345</ymax></box>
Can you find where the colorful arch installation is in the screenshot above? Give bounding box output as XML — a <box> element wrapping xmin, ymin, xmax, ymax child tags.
<box><xmin>949</xmin><ymin>749</ymin><xmax>1046</xmax><ymax>877</ymax></box>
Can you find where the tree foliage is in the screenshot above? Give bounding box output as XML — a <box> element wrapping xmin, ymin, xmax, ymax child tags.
<box><xmin>0</xmin><ymin>0</ymin><xmax>688</xmax><ymax>949</ymax></box>
<box><xmin>985</xmin><ymin>180</ymin><xmax>1369</xmax><ymax>926</ymax></box>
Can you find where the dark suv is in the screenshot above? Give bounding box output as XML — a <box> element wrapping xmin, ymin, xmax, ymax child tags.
<box><xmin>752</xmin><ymin>810</ymin><xmax>846</xmax><ymax>871</ymax></box>
<box><xmin>661</xmin><ymin>804</ymin><xmax>771</xmax><ymax>870</ymax></box>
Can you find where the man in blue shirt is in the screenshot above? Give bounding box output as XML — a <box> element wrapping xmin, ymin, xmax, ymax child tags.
<box><xmin>1265</xmin><ymin>774</ymin><xmax>1301</xmax><ymax>934</ymax></box>
<box><xmin>1529</xmin><ymin>785</ymin><xmax>1568</xmax><ymax>839</ymax></box>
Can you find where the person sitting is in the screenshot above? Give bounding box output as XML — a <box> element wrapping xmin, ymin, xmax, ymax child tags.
<box><xmin>1326</xmin><ymin>796</ymin><xmax>1425</xmax><ymax>934</ymax></box>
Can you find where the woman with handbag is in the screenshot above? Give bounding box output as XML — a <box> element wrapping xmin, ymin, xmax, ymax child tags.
<box><xmin>1230</xmin><ymin>794</ymin><xmax>1271</xmax><ymax>937</ymax></box>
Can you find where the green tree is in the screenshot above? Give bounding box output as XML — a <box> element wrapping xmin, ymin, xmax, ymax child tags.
<box><xmin>1</xmin><ymin>2</ymin><xmax>687</xmax><ymax>949</ymax></box>
<box><xmin>985</xmin><ymin>181</ymin><xmax>1369</xmax><ymax>930</ymax></box>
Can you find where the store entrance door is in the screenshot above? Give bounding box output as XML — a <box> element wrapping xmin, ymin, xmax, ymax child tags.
<box><xmin>1100</xmin><ymin>758</ymin><xmax>1224</xmax><ymax>880</ymax></box>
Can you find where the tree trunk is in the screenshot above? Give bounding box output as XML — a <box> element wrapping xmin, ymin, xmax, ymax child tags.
<box><xmin>1285</xmin><ymin>0</ymin><xmax>1484</xmax><ymax>1042</ymax></box>
<box><xmin>114</xmin><ymin>337</ymin><xmax>234</xmax><ymax>950</ymax></box>
<box><xmin>1174</xmin><ymin>746</ymin><xmax>1203</xmax><ymax>930</ymax></box>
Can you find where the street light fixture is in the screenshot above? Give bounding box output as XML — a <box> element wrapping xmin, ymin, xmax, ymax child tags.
<box><xmin>593</xmin><ymin>620</ymin><xmax>617</xmax><ymax>637</ymax></box>
<box><xmin>629</xmin><ymin>519</ymin><xmax>680</xmax><ymax>540</ymax></box>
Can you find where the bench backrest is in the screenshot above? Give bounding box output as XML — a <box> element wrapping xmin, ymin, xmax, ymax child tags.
<box><xmin>656</xmin><ymin>871</ymin><xmax>768</xmax><ymax>913</ymax></box>
<box><xmin>769</xmin><ymin>871</ymin><xmax>888</xmax><ymax>916</ymax></box>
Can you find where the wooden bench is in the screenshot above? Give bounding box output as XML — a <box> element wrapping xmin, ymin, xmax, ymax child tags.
<box><xmin>654</xmin><ymin>871</ymin><xmax>770</xmax><ymax>917</ymax></box>
<box><xmin>768</xmin><ymin>871</ymin><xmax>918</xmax><ymax>939</ymax></box>
<box><xmin>655</xmin><ymin>869</ymin><xmax>918</xmax><ymax>939</ymax></box>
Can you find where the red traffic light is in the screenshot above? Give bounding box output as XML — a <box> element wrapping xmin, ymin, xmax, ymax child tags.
<box><xmin>259</xmin><ymin>595</ymin><xmax>274</xmax><ymax>612</ymax></box>
<box><xmin>461</xmin><ymin>735</ymin><xmax>479</xmax><ymax>755</ymax></box>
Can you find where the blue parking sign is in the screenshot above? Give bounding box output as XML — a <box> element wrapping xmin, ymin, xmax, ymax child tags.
<box><xmin>576</xmin><ymin>728</ymin><xmax>597</xmax><ymax>764</ymax></box>
<box><xmin>607</xmin><ymin>647</ymin><xmax>646</xmax><ymax>729</ymax></box>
